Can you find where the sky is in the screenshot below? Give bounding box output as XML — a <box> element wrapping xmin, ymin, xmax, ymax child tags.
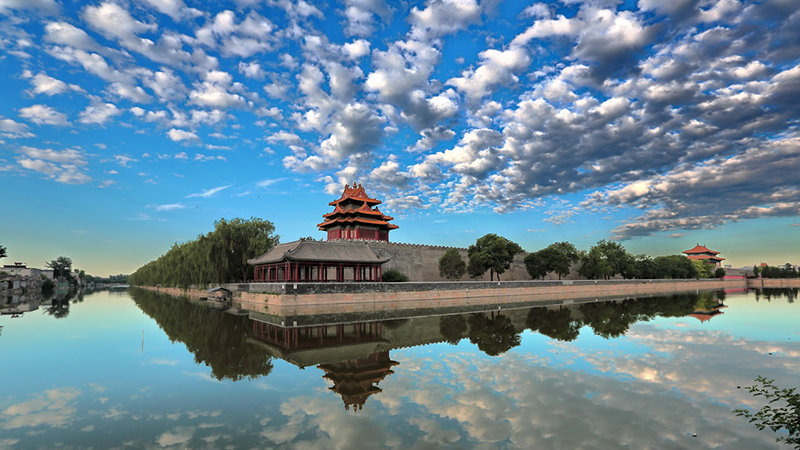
<box><xmin>1</xmin><ymin>0</ymin><xmax>799</xmax><ymax>277</ymax></box>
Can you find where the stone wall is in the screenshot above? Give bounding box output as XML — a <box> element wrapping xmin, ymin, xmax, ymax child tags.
<box><xmin>366</xmin><ymin>241</ymin><xmax>529</xmax><ymax>282</ymax></box>
<box><xmin>235</xmin><ymin>278</ymin><xmax>745</xmax><ymax>318</ymax></box>
<box><xmin>747</xmin><ymin>278</ymin><xmax>800</xmax><ymax>289</ymax></box>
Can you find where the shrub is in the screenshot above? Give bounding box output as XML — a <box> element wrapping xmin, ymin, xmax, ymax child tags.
<box><xmin>381</xmin><ymin>269</ymin><xmax>409</xmax><ymax>282</ymax></box>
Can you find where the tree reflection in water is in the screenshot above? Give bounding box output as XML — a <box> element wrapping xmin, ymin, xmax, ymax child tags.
<box><xmin>755</xmin><ymin>288</ymin><xmax>799</xmax><ymax>303</ymax></box>
<box><xmin>129</xmin><ymin>287</ymin><xmax>273</xmax><ymax>382</ymax></box>
<box><xmin>439</xmin><ymin>314</ymin><xmax>467</xmax><ymax>345</ymax></box>
<box><xmin>44</xmin><ymin>289</ymin><xmax>82</xmax><ymax>319</ymax></box>
<box><xmin>526</xmin><ymin>306</ymin><xmax>581</xmax><ymax>342</ymax></box>
<box><xmin>466</xmin><ymin>313</ymin><xmax>521</xmax><ymax>356</ymax></box>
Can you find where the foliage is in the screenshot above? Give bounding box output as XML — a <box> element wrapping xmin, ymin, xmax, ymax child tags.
<box><xmin>129</xmin><ymin>217</ymin><xmax>278</xmax><ymax>287</ymax></box>
<box><xmin>130</xmin><ymin>287</ymin><xmax>273</xmax><ymax>381</ymax></box>
<box><xmin>438</xmin><ymin>248</ymin><xmax>466</xmax><ymax>280</ymax></box>
<box><xmin>41</xmin><ymin>277</ymin><xmax>55</xmax><ymax>296</ymax></box>
<box><xmin>715</xmin><ymin>267</ymin><xmax>726</xmax><ymax>278</ymax></box>
<box><xmin>734</xmin><ymin>376</ymin><xmax>800</xmax><ymax>447</ymax></box>
<box><xmin>0</xmin><ymin>243</ymin><xmax>6</xmax><ymax>259</ymax></box>
<box><xmin>525</xmin><ymin>241</ymin><xmax>579</xmax><ymax>280</ymax></box>
<box><xmin>760</xmin><ymin>264</ymin><xmax>800</xmax><ymax>279</ymax></box>
<box><xmin>692</xmin><ymin>260</ymin><xmax>714</xmax><ymax>278</ymax></box>
<box><xmin>467</xmin><ymin>313</ymin><xmax>521</xmax><ymax>356</ymax></box>
<box><xmin>381</xmin><ymin>269</ymin><xmax>409</xmax><ymax>282</ymax></box>
<box><xmin>526</xmin><ymin>307</ymin><xmax>581</xmax><ymax>341</ymax></box>
<box><xmin>439</xmin><ymin>314</ymin><xmax>468</xmax><ymax>344</ymax></box>
<box><xmin>46</xmin><ymin>256</ymin><xmax>73</xmax><ymax>279</ymax></box>
<box><xmin>467</xmin><ymin>234</ymin><xmax>523</xmax><ymax>281</ymax></box>
<box><xmin>577</xmin><ymin>246</ymin><xmax>608</xmax><ymax>280</ymax></box>
<box><xmin>653</xmin><ymin>255</ymin><xmax>697</xmax><ymax>279</ymax></box>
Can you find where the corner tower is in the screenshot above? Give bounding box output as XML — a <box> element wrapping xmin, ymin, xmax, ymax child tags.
<box><xmin>317</xmin><ymin>183</ymin><xmax>398</xmax><ymax>241</ymax></box>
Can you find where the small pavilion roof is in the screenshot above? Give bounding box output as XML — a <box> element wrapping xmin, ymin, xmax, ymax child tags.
<box><xmin>683</xmin><ymin>244</ymin><xmax>721</xmax><ymax>255</ymax></box>
<box><xmin>329</xmin><ymin>183</ymin><xmax>381</xmax><ymax>206</ymax></box>
<box><xmin>248</xmin><ymin>239</ymin><xmax>389</xmax><ymax>265</ymax></box>
<box><xmin>317</xmin><ymin>216</ymin><xmax>400</xmax><ymax>230</ymax></box>
<box><xmin>686</xmin><ymin>254</ymin><xmax>725</xmax><ymax>262</ymax></box>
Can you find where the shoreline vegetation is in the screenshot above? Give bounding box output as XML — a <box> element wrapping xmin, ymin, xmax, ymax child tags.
<box><xmin>128</xmin><ymin>218</ymin><xmax>800</xmax><ymax>289</ymax></box>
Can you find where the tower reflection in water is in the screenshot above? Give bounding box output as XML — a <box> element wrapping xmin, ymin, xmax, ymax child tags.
<box><xmin>248</xmin><ymin>320</ymin><xmax>398</xmax><ymax>411</ymax></box>
<box><xmin>129</xmin><ymin>287</ymin><xmax>763</xmax><ymax>411</ymax></box>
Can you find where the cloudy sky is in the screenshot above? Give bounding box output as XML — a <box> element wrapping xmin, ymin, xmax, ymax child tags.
<box><xmin>1</xmin><ymin>0</ymin><xmax>799</xmax><ymax>276</ymax></box>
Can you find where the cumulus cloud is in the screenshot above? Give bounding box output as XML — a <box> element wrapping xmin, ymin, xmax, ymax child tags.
<box><xmin>79</xmin><ymin>102</ymin><xmax>121</xmax><ymax>124</ymax></box>
<box><xmin>15</xmin><ymin>146</ymin><xmax>90</xmax><ymax>184</ymax></box>
<box><xmin>0</xmin><ymin>117</ymin><xmax>35</xmax><ymax>138</ymax></box>
<box><xmin>18</xmin><ymin>104</ymin><xmax>70</xmax><ymax>126</ymax></box>
<box><xmin>167</xmin><ymin>128</ymin><xmax>199</xmax><ymax>142</ymax></box>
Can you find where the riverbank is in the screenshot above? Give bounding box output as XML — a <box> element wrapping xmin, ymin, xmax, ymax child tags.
<box><xmin>136</xmin><ymin>277</ymin><xmax>800</xmax><ymax>317</ymax></box>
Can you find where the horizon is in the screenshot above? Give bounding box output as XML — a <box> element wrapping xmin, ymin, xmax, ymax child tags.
<box><xmin>2</xmin><ymin>0</ymin><xmax>799</xmax><ymax>277</ymax></box>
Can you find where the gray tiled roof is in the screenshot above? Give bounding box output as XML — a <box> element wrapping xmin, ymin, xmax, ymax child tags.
<box><xmin>247</xmin><ymin>240</ymin><xmax>390</xmax><ymax>265</ymax></box>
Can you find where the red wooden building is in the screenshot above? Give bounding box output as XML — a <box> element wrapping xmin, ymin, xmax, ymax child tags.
<box><xmin>683</xmin><ymin>244</ymin><xmax>725</xmax><ymax>267</ymax></box>
<box><xmin>248</xmin><ymin>239</ymin><xmax>389</xmax><ymax>283</ymax></box>
<box><xmin>317</xmin><ymin>183</ymin><xmax>398</xmax><ymax>241</ymax></box>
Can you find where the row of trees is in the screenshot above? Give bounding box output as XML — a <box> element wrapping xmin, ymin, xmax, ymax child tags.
<box><xmin>129</xmin><ymin>217</ymin><xmax>278</xmax><ymax>287</ymax></box>
<box><xmin>755</xmin><ymin>264</ymin><xmax>799</xmax><ymax>278</ymax></box>
<box><xmin>439</xmin><ymin>235</ymin><xmax>729</xmax><ymax>281</ymax></box>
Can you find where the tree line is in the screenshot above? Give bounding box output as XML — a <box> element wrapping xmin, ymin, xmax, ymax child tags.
<box><xmin>754</xmin><ymin>264</ymin><xmax>799</xmax><ymax>278</ymax></box>
<box><xmin>128</xmin><ymin>217</ymin><xmax>278</xmax><ymax>288</ymax></box>
<box><xmin>440</xmin><ymin>234</ymin><xmax>730</xmax><ymax>281</ymax></box>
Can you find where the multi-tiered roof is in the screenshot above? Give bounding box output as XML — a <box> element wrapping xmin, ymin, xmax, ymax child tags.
<box><xmin>683</xmin><ymin>244</ymin><xmax>725</xmax><ymax>267</ymax></box>
<box><xmin>317</xmin><ymin>183</ymin><xmax>398</xmax><ymax>241</ymax></box>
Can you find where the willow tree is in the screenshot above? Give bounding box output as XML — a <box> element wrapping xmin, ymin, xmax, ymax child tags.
<box><xmin>129</xmin><ymin>217</ymin><xmax>278</xmax><ymax>287</ymax></box>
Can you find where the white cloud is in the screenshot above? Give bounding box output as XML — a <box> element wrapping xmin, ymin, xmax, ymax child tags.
<box><xmin>167</xmin><ymin>128</ymin><xmax>199</xmax><ymax>142</ymax></box>
<box><xmin>18</xmin><ymin>104</ymin><xmax>70</xmax><ymax>126</ymax></box>
<box><xmin>0</xmin><ymin>117</ymin><xmax>35</xmax><ymax>138</ymax></box>
<box><xmin>79</xmin><ymin>102</ymin><xmax>121</xmax><ymax>124</ymax></box>
<box><xmin>187</xmin><ymin>185</ymin><xmax>230</xmax><ymax>198</ymax></box>
<box><xmin>151</xmin><ymin>203</ymin><xmax>185</xmax><ymax>211</ymax></box>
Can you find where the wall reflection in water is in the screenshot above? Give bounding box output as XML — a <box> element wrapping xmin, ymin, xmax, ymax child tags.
<box><xmin>128</xmin><ymin>287</ymin><xmax>753</xmax><ymax>412</ymax></box>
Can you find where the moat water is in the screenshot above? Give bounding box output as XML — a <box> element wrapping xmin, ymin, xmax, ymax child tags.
<box><xmin>1</xmin><ymin>287</ymin><xmax>798</xmax><ymax>449</ymax></box>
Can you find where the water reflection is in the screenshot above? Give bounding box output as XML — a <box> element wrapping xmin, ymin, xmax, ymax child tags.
<box><xmin>130</xmin><ymin>287</ymin><xmax>274</xmax><ymax>381</ymax></box>
<box><xmin>1</xmin><ymin>288</ymin><xmax>798</xmax><ymax>449</ymax></box>
<box><xmin>754</xmin><ymin>288</ymin><xmax>799</xmax><ymax>303</ymax></box>
<box><xmin>130</xmin><ymin>288</ymin><xmax>741</xmax><ymax>412</ymax></box>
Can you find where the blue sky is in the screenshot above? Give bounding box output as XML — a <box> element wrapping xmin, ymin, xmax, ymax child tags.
<box><xmin>1</xmin><ymin>0</ymin><xmax>799</xmax><ymax>276</ymax></box>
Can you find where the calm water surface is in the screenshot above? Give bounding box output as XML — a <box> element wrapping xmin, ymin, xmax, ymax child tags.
<box><xmin>1</xmin><ymin>288</ymin><xmax>798</xmax><ymax>449</ymax></box>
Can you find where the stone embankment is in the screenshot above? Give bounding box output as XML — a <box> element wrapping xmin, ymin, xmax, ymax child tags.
<box><xmin>135</xmin><ymin>277</ymin><xmax>800</xmax><ymax>318</ymax></box>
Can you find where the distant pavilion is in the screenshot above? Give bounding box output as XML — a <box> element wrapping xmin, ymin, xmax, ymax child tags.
<box><xmin>248</xmin><ymin>184</ymin><xmax>395</xmax><ymax>283</ymax></box>
<box><xmin>683</xmin><ymin>244</ymin><xmax>725</xmax><ymax>267</ymax></box>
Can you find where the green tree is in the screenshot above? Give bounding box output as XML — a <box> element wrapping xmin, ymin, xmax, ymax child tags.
<box><xmin>692</xmin><ymin>260</ymin><xmax>714</xmax><ymax>278</ymax></box>
<box><xmin>735</xmin><ymin>377</ymin><xmax>800</xmax><ymax>447</ymax></box>
<box><xmin>577</xmin><ymin>247</ymin><xmax>608</xmax><ymax>280</ymax></box>
<box><xmin>381</xmin><ymin>269</ymin><xmax>409</xmax><ymax>282</ymax></box>
<box><xmin>438</xmin><ymin>248</ymin><xmax>466</xmax><ymax>280</ymax></box>
<box><xmin>654</xmin><ymin>255</ymin><xmax>696</xmax><ymax>279</ymax></box>
<box><xmin>524</xmin><ymin>250</ymin><xmax>548</xmax><ymax>279</ymax></box>
<box><xmin>0</xmin><ymin>244</ymin><xmax>6</xmax><ymax>259</ymax></box>
<box><xmin>467</xmin><ymin>234</ymin><xmax>523</xmax><ymax>281</ymax></box>
<box><xmin>46</xmin><ymin>256</ymin><xmax>74</xmax><ymax>286</ymax></box>
<box><xmin>525</xmin><ymin>242</ymin><xmax>578</xmax><ymax>280</ymax></box>
<box><xmin>715</xmin><ymin>267</ymin><xmax>726</xmax><ymax>278</ymax></box>
<box><xmin>545</xmin><ymin>241</ymin><xmax>579</xmax><ymax>280</ymax></box>
<box><xmin>633</xmin><ymin>254</ymin><xmax>657</xmax><ymax>279</ymax></box>
<box><xmin>129</xmin><ymin>217</ymin><xmax>278</xmax><ymax>287</ymax></box>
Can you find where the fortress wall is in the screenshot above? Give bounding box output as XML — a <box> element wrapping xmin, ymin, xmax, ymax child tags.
<box><xmin>747</xmin><ymin>278</ymin><xmax>800</xmax><ymax>288</ymax></box>
<box><xmin>366</xmin><ymin>241</ymin><xmax>529</xmax><ymax>281</ymax></box>
<box><xmin>237</xmin><ymin>278</ymin><xmax>744</xmax><ymax>317</ymax></box>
